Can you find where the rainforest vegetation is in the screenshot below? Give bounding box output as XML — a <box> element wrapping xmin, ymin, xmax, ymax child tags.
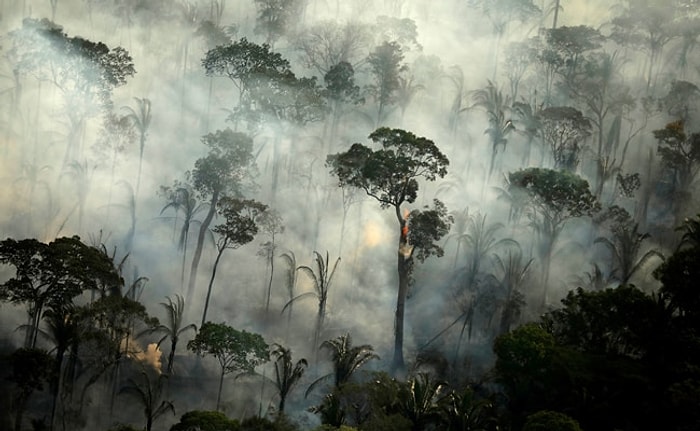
<box><xmin>0</xmin><ymin>0</ymin><xmax>699</xmax><ymax>430</ymax></box>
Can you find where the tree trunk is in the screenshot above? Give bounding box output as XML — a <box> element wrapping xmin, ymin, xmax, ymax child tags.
<box><xmin>201</xmin><ymin>245</ymin><xmax>226</xmax><ymax>328</ymax></box>
<box><xmin>216</xmin><ymin>369</ymin><xmax>224</xmax><ymax>411</ymax></box>
<box><xmin>392</xmin><ymin>207</ymin><xmax>411</xmax><ymax>373</ymax></box>
<box><xmin>187</xmin><ymin>190</ymin><xmax>220</xmax><ymax>308</ymax></box>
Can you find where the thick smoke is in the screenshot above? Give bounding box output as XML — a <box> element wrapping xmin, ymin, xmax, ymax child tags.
<box><xmin>0</xmin><ymin>0</ymin><xmax>696</xmax><ymax>428</ymax></box>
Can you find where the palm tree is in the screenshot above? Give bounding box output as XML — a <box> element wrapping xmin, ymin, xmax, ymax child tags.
<box><xmin>283</xmin><ymin>251</ymin><xmax>341</xmax><ymax>353</ymax></box>
<box><xmin>148</xmin><ymin>294</ymin><xmax>197</xmax><ymax>375</ymax></box>
<box><xmin>269</xmin><ymin>344</ymin><xmax>308</xmax><ymax>413</ymax></box>
<box><xmin>470</xmin><ymin>81</ymin><xmax>515</xmax><ymax>179</ymax></box>
<box><xmin>159</xmin><ymin>185</ymin><xmax>207</xmax><ymax>291</ymax></box>
<box><xmin>594</xmin><ymin>223</ymin><xmax>664</xmax><ymax>285</ymax></box>
<box><xmin>490</xmin><ymin>247</ymin><xmax>532</xmax><ymax>335</ymax></box>
<box><xmin>306</xmin><ymin>333</ymin><xmax>379</xmax><ymax>397</ymax></box>
<box><xmin>118</xmin><ymin>370</ymin><xmax>175</xmax><ymax>431</ymax></box>
<box><xmin>398</xmin><ymin>373</ymin><xmax>446</xmax><ymax>431</ymax></box>
<box><xmin>438</xmin><ymin>387</ymin><xmax>497</xmax><ymax>431</ymax></box>
<box><xmin>122</xmin><ymin>97</ymin><xmax>152</xmax><ymax>199</ymax></box>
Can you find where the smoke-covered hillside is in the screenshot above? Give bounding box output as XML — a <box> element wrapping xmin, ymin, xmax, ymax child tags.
<box><xmin>0</xmin><ymin>1</ymin><xmax>699</xmax><ymax>430</ymax></box>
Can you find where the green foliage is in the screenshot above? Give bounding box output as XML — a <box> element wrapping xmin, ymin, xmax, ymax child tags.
<box><xmin>508</xmin><ymin>167</ymin><xmax>599</xmax><ymax>221</ymax></box>
<box><xmin>239</xmin><ymin>414</ymin><xmax>300</xmax><ymax>431</ymax></box>
<box><xmin>191</xmin><ymin>129</ymin><xmax>257</xmax><ymax>200</ymax></box>
<box><xmin>188</xmin><ymin>322</ymin><xmax>269</xmax><ymax>375</ymax></box>
<box><xmin>327</xmin><ymin>128</ymin><xmax>448</xmax><ymax>209</ymax></box>
<box><xmin>522</xmin><ymin>410</ymin><xmax>581</xmax><ymax>431</ymax></box>
<box><xmin>270</xmin><ymin>344</ymin><xmax>308</xmax><ymax>412</ymax></box>
<box><xmin>408</xmin><ymin>200</ymin><xmax>454</xmax><ymax>263</ymax></box>
<box><xmin>170</xmin><ymin>410</ymin><xmax>240</xmax><ymax>431</ymax></box>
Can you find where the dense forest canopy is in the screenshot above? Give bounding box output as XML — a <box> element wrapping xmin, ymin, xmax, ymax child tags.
<box><xmin>0</xmin><ymin>1</ymin><xmax>699</xmax><ymax>430</ymax></box>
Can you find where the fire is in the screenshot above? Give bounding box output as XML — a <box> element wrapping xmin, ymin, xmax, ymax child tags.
<box><xmin>401</xmin><ymin>208</ymin><xmax>410</xmax><ymax>239</ymax></box>
<box><xmin>124</xmin><ymin>339</ymin><xmax>163</xmax><ymax>374</ymax></box>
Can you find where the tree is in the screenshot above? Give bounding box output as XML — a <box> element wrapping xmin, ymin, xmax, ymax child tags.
<box><xmin>653</xmin><ymin>120</ymin><xmax>700</xmax><ymax>226</ymax></box>
<box><xmin>148</xmin><ymin>294</ymin><xmax>197</xmax><ymax>375</ymax></box>
<box><xmin>283</xmin><ymin>251</ymin><xmax>341</xmax><ymax>353</ymax></box>
<box><xmin>158</xmin><ymin>183</ymin><xmax>206</xmax><ymax>291</ymax></box>
<box><xmin>539</xmin><ymin>106</ymin><xmax>591</xmax><ymax>171</ymax></box>
<box><xmin>470</xmin><ymin>80</ymin><xmax>515</xmax><ymax>179</ymax></box>
<box><xmin>396</xmin><ymin>373</ymin><xmax>446</xmax><ymax>430</ymax></box>
<box><xmin>0</xmin><ymin>236</ymin><xmax>123</xmax><ymax>348</ymax></box>
<box><xmin>327</xmin><ymin>127</ymin><xmax>450</xmax><ymax>371</ymax></box>
<box><xmin>201</xmin><ymin>198</ymin><xmax>267</xmax><ymax>327</ymax></box>
<box><xmin>118</xmin><ymin>370</ymin><xmax>175</xmax><ymax>431</ymax></box>
<box><xmin>122</xmin><ymin>97</ymin><xmax>152</xmax><ymax>199</ymax></box>
<box><xmin>269</xmin><ymin>343</ymin><xmax>308</xmax><ymax>413</ymax></box>
<box><xmin>253</xmin><ymin>0</ymin><xmax>302</xmax><ymax>47</ymax></box>
<box><xmin>256</xmin><ymin>209</ymin><xmax>284</xmax><ymax>314</ymax></box>
<box><xmin>470</xmin><ymin>0</ymin><xmax>541</xmax><ymax>78</ymax></box>
<box><xmin>307</xmin><ymin>333</ymin><xmax>379</xmax><ymax>397</ymax></box>
<box><xmin>610</xmin><ymin>0</ymin><xmax>680</xmax><ymax>91</ymax></box>
<box><xmin>187</xmin><ymin>322</ymin><xmax>269</xmax><ymax>411</ymax></box>
<box><xmin>366</xmin><ymin>41</ymin><xmax>407</xmax><ymax>127</ymax></box>
<box><xmin>594</xmin><ymin>218</ymin><xmax>664</xmax><ymax>285</ymax></box>
<box><xmin>294</xmin><ymin>21</ymin><xmax>372</xmax><ymax>76</ymax></box>
<box><xmin>8</xmin><ymin>348</ymin><xmax>54</xmax><ymax>431</ymax></box>
<box><xmin>507</xmin><ymin>168</ymin><xmax>599</xmax><ymax>304</ymax></box>
<box><xmin>7</xmin><ymin>18</ymin><xmax>135</xmax><ymax>164</ymax></box>
<box><xmin>186</xmin><ymin>129</ymin><xmax>256</xmax><ymax>308</ymax></box>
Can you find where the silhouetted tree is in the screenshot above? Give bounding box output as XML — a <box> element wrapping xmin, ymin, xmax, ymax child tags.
<box><xmin>201</xmin><ymin>198</ymin><xmax>267</xmax><ymax>327</ymax></box>
<box><xmin>269</xmin><ymin>343</ymin><xmax>308</xmax><ymax>413</ymax></box>
<box><xmin>118</xmin><ymin>370</ymin><xmax>175</xmax><ymax>431</ymax></box>
<box><xmin>187</xmin><ymin>322</ymin><xmax>269</xmax><ymax>411</ymax></box>
<box><xmin>328</xmin><ymin>127</ymin><xmax>450</xmax><ymax>371</ymax></box>
<box><xmin>366</xmin><ymin>41</ymin><xmax>407</xmax><ymax>127</ymax></box>
<box><xmin>186</xmin><ymin>129</ymin><xmax>256</xmax><ymax>308</ymax></box>
<box><xmin>283</xmin><ymin>251</ymin><xmax>341</xmax><ymax>353</ymax></box>
<box><xmin>148</xmin><ymin>294</ymin><xmax>197</xmax><ymax>375</ymax></box>
<box><xmin>508</xmin><ymin>168</ymin><xmax>599</xmax><ymax>305</ymax></box>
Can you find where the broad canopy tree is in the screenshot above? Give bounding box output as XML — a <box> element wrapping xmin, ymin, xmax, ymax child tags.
<box><xmin>0</xmin><ymin>236</ymin><xmax>123</xmax><ymax>348</ymax></box>
<box><xmin>327</xmin><ymin>127</ymin><xmax>451</xmax><ymax>372</ymax></box>
<box><xmin>185</xmin><ymin>129</ymin><xmax>257</xmax><ymax>309</ymax></box>
<box><xmin>508</xmin><ymin>168</ymin><xmax>599</xmax><ymax>305</ymax></box>
<box><xmin>187</xmin><ymin>322</ymin><xmax>269</xmax><ymax>411</ymax></box>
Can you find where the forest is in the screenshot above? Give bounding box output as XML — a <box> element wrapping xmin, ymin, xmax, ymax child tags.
<box><xmin>0</xmin><ymin>0</ymin><xmax>699</xmax><ymax>430</ymax></box>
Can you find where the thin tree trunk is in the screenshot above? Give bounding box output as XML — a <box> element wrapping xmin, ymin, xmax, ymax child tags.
<box><xmin>201</xmin><ymin>246</ymin><xmax>225</xmax><ymax>327</ymax></box>
<box><xmin>187</xmin><ymin>190</ymin><xmax>220</xmax><ymax>308</ymax></box>
<box><xmin>392</xmin><ymin>206</ymin><xmax>410</xmax><ymax>373</ymax></box>
<box><xmin>216</xmin><ymin>369</ymin><xmax>224</xmax><ymax>410</ymax></box>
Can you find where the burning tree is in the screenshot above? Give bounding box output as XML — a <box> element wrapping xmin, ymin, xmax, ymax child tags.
<box><xmin>327</xmin><ymin>127</ymin><xmax>451</xmax><ymax>372</ymax></box>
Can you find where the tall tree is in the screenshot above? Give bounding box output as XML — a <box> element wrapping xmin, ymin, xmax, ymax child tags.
<box><xmin>508</xmin><ymin>168</ymin><xmax>599</xmax><ymax>305</ymax></box>
<box><xmin>653</xmin><ymin>120</ymin><xmax>700</xmax><ymax>227</ymax></box>
<box><xmin>366</xmin><ymin>41</ymin><xmax>407</xmax><ymax>127</ymax></box>
<box><xmin>7</xmin><ymin>18</ymin><xmax>135</xmax><ymax>164</ymax></box>
<box><xmin>186</xmin><ymin>129</ymin><xmax>256</xmax><ymax>308</ymax></box>
<box><xmin>306</xmin><ymin>333</ymin><xmax>379</xmax><ymax>396</ymax></box>
<box><xmin>283</xmin><ymin>251</ymin><xmax>341</xmax><ymax>353</ymax></box>
<box><xmin>257</xmin><ymin>209</ymin><xmax>285</xmax><ymax>314</ymax></box>
<box><xmin>327</xmin><ymin>127</ymin><xmax>450</xmax><ymax>371</ymax></box>
<box><xmin>0</xmin><ymin>236</ymin><xmax>122</xmax><ymax>348</ymax></box>
<box><xmin>253</xmin><ymin>0</ymin><xmax>302</xmax><ymax>47</ymax></box>
<box><xmin>269</xmin><ymin>343</ymin><xmax>308</xmax><ymax>413</ymax></box>
<box><xmin>187</xmin><ymin>322</ymin><xmax>269</xmax><ymax>411</ymax></box>
<box><xmin>471</xmin><ymin>80</ymin><xmax>515</xmax><ymax>179</ymax></box>
<box><xmin>539</xmin><ymin>106</ymin><xmax>591</xmax><ymax>171</ymax></box>
<box><xmin>201</xmin><ymin>197</ymin><xmax>267</xmax><ymax>327</ymax></box>
<box><xmin>122</xmin><ymin>97</ymin><xmax>152</xmax><ymax>199</ymax></box>
<box><xmin>118</xmin><ymin>370</ymin><xmax>175</xmax><ymax>431</ymax></box>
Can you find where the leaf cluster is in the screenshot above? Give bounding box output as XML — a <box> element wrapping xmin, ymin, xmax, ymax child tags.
<box><xmin>187</xmin><ymin>322</ymin><xmax>269</xmax><ymax>375</ymax></box>
<box><xmin>327</xmin><ymin>128</ymin><xmax>448</xmax><ymax>209</ymax></box>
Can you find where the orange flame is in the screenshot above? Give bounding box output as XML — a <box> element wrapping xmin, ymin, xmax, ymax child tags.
<box><xmin>401</xmin><ymin>208</ymin><xmax>410</xmax><ymax>239</ymax></box>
